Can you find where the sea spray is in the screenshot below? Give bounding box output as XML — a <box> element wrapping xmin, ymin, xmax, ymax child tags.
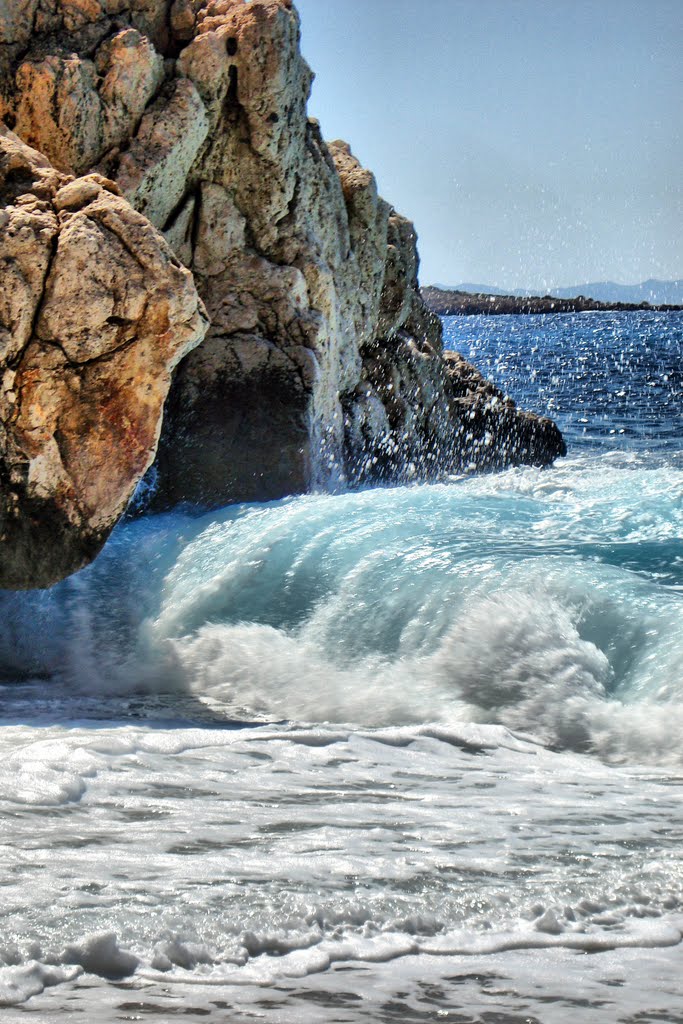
<box><xmin>2</xmin><ymin>451</ymin><xmax>683</xmax><ymax>763</ymax></box>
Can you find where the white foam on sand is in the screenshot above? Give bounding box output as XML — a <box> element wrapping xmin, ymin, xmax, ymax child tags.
<box><xmin>2</xmin><ymin>456</ymin><xmax>683</xmax><ymax>1018</ymax></box>
<box><xmin>0</xmin><ymin>717</ymin><xmax>682</xmax><ymax>1017</ymax></box>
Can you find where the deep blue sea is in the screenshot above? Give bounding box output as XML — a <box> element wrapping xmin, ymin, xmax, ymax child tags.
<box><xmin>1</xmin><ymin>310</ymin><xmax>682</xmax><ymax>1022</ymax></box>
<box><xmin>444</xmin><ymin>309</ymin><xmax>683</xmax><ymax>455</ymax></box>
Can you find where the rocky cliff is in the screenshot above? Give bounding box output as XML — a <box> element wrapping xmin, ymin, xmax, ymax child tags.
<box><xmin>0</xmin><ymin>0</ymin><xmax>565</xmax><ymax>589</ymax></box>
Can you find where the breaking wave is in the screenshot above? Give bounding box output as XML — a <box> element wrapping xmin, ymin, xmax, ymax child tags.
<box><xmin>2</xmin><ymin>449</ymin><xmax>683</xmax><ymax>764</ymax></box>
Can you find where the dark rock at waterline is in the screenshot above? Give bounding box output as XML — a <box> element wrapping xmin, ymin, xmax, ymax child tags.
<box><xmin>344</xmin><ymin>343</ymin><xmax>565</xmax><ymax>485</ymax></box>
<box><xmin>443</xmin><ymin>352</ymin><xmax>566</xmax><ymax>469</ymax></box>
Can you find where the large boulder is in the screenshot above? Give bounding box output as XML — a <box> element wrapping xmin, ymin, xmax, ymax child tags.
<box><xmin>0</xmin><ymin>127</ymin><xmax>207</xmax><ymax>588</ymax></box>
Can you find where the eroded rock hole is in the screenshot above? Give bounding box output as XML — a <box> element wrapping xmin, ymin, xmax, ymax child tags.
<box><xmin>226</xmin><ymin>65</ymin><xmax>239</xmax><ymax>107</ymax></box>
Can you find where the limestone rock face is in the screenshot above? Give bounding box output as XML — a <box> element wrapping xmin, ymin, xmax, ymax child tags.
<box><xmin>1</xmin><ymin>0</ymin><xmax>565</xmax><ymax>577</ymax></box>
<box><xmin>0</xmin><ymin>128</ymin><xmax>207</xmax><ymax>588</ymax></box>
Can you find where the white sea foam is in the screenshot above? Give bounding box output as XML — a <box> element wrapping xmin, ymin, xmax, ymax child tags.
<box><xmin>0</xmin><ymin>962</ymin><xmax>82</xmax><ymax>1008</ymax></box>
<box><xmin>2</xmin><ymin>453</ymin><xmax>683</xmax><ymax>763</ymax></box>
<box><xmin>2</xmin><ymin>453</ymin><xmax>683</xmax><ymax>1016</ymax></box>
<box><xmin>0</xmin><ymin>715</ymin><xmax>682</xmax><ymax>1014</ymax></box>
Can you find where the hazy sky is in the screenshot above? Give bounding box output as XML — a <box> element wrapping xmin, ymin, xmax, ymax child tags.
<box><xmin>295</xmin><ymin>0</ymin><xmax>682</xmax><ymax>290</ymax></box>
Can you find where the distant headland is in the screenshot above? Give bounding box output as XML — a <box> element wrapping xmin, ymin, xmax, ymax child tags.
<box><xmin>422</xmin><ymin>284</ymin><xmax>683</xmax><ymax>316</ymax></box>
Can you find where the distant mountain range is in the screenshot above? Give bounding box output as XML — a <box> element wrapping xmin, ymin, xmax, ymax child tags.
<box><xmin>437</xmin><ymin>279</ymin><xmax>683</xmax><ymax>306</ymax></box>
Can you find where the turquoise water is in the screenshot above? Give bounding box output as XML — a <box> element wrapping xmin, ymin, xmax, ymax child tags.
<box><xmin>2</xmin><ymin>312</ymin><xmax>682</xmax><ymax>762</ymax></box>
<box><xmin>2</xmin><ymin>312</ymin><xmax>683</xmax><ymax>757</ymax></box>
<box><xmin>1</xmin><ymin>311</ymin><xmax>682</xmax><ymax>1019</ymax></box>
<box><xmin>3</xmin><ymin>448</ymin><xmax>682</xmax><ymax>763</ymax></box>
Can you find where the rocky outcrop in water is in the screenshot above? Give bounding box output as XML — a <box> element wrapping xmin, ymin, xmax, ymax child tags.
<box><xmin>421</xmin><ymin>286</ymin><xmax>683</xmax><ymax>316</ymax></box>
<box><xmin>0</xmin><ymin>127</ymin><xmax>206</xmax><ymax>588</ymax></box>
<box><xmin>0</xmin><ymin>0</ymin><xmax>565</xmax><ymax>587</ymax></box>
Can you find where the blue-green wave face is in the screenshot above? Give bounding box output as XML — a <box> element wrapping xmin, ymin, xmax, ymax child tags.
<box><xmin>3</xmin><ymin>448</ymin><xmax>682</xmax><ymax>764</ymax></box>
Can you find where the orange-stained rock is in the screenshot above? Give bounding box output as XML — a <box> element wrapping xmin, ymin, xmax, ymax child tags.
<box><xmin>0</xmin><ymin>128</ymin><xmax>207</xmax><ymax>588</ymax></box>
